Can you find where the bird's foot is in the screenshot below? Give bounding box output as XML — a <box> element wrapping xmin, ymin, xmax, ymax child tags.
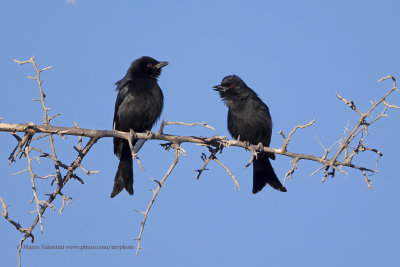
<box><xmin>257</xmin><ymin>142</ymin><xmax>265</xmax><ymax>153</ymax></box>
<box><xmin>243</xmin><ymin>140</ymin><xmax>250</xmax><ymax>150</ymax></box>
<box><xmin>129</xmin><ymin>129</ymin><xmax>138</xmax><ymax>139</ymax></box>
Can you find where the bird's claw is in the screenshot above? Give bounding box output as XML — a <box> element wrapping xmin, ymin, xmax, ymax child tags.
<box><xmin>243</xmin><ymin>141</ymin><xmax>250</xmax><ymax>150</ymax></box>
<box><xmin>129</xmin><ymin>129</ymin><xmax>138</xmax><ymax>139</ymax></box>
<box><xmin>257</xmin><ymin>142</ymin><xmax>264</xmax><ymax>152</ymax></box>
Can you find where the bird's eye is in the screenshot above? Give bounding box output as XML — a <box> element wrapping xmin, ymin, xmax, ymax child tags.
<box><xmin>228</xmin><ymin>84</ymin><xmax>233</xmax><ymax>89</ymax></box>
<box><xmin>147</xmin><ymin>63</ymin><xmax>153</xmax><ymax>68</ymax></box>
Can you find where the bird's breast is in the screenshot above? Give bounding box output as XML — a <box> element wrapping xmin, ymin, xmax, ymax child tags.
<box><xmin>227</xmin><ymin>103</ymin><xmax>272</xmax><ymax>146</ymax></box>
<box><xmin>117</xmin><ymin>86</ymin><xmax>163</xmax><ymax>132</ymax></box>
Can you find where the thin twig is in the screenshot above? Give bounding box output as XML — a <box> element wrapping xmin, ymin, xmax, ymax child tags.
<box><xmin>158</xmin><ymin>120</ymin><xmax>215</xmax><ymax>133</ymax></box>
<box><xmin>135</xmin><ymin>143</ymin><xmax>182</xmax><ymax>255</ymax></box>
<box><xmin>25</xmin><ymin>146</ymin><xmax>45</xmax><ymax>233</ymax></box>
<box><xmin>213</xmin><ymin>157</ymin><xmax>240</xmax><ymax>190</ymax></box>
<box><xmin>283</xmin><ymin>157</ymin><xmax>299</xmax><ymax>184</ymax></box>
<box><xmin>280</xmin><ymin>119</ymin><xmax>315</xmax><ymax>152</ymax></box>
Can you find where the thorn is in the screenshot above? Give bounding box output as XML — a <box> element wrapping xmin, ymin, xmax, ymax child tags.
<box><xmin>151</xmin><ymin>178</ymin><xmax>162</xmax><ymax>187</ymax></box>
<box><xmin>135</xmin><ymin>210</ymin><xmax>146</xmax><ymax>215</ymax></box>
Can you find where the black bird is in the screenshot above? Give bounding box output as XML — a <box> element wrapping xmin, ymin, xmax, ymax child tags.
<box><xmin>213</xmin><ymin>75</ymin><xmax>287</xmax><ymax>194</ymax></box>
<box><xmin>112</xmin><ymin>56</ymin><xmax>168</xmax><ymax>198</ymax></box>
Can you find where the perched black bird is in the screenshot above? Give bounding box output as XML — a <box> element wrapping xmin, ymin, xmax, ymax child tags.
<box><xmin>112</xmin><ymin>56</ymin><xmax>168</xmax><ymax>198</ymax></box>
<box><xmin>213</xmin><ymin>75</ymin><xmax>287</xmax><ymax>194</ymax></box>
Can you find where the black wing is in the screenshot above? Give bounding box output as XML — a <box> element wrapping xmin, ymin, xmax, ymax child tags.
<box><xmin>113</xmin><ymin>83</ymin><xmax>130</xmax><ymax>156</ymax></box>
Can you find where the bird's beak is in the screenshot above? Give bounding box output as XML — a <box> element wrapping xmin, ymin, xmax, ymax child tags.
<box><xmin>213</xmin><ymin>85</ymin><xmax>227</xmax><ymax>92</ymax></box>
<box><xmin>154</xmin><ymin>61</ymin><xmax>169</xmax><ymax>69</ymax></box>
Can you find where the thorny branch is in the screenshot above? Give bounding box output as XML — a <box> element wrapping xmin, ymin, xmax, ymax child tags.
<box><xmin>194</xmin><ymin>145</ymin><xmax>240</xmax><ymax>190</ymax></box>
<box><xmin>1</xmin><ymin>57</ymin><xmax>99</xmax><ymax>267</ymax></box>
<box><xmin>134</xmin><ymin>143</ymin><xmax>182</xmax><ymax>255</ymax></box>
<box><xmin>319</xmin><ymin>75</ymin><xmax>398</xmax><ymax>187</ymax></box>
<box><xmin>14</xmin><ymin>57</ymin><xmax>63</xmax><ymax>186</ymax></box>
<box><xmin>0</xmin><ymin>57</ymin><xmax>398</xmax><ymax>266</ymax></box>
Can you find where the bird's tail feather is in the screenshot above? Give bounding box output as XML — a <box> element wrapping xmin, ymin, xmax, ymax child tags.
<box><xmin>252</xmin><ymin>156</ymin><xmax>287</xmax><ymax>193</ymax></box>
<box><xmin>111</xmin><ymin>157</ymin><xmax>133</xmax><ymax>198</ymax></box>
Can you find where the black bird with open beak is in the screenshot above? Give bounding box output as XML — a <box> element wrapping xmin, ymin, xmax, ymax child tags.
<box><xmin>213</xmin><ymin>75</ymin><xmax>287</xmax><ymax>193</ymax></box>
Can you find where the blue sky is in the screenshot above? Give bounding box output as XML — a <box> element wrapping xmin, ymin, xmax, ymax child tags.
<box><xmin>1</xmin><ymin>1</ymin><xmax>399</xmax><ymax>266</ymax></box>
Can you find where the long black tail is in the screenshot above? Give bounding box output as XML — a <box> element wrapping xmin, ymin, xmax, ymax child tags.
<box><xmin>111</xmin><ymin>140</ymin><xmax>134</xmax><ymax>198</ymax></box>
<box><xmin>111</xmin><ymin>157</ymin><xmax>133</xmax><ymax>198</ymax></box>
<box><xmin>252</xmin><ymin>155</ymin><xmax>287</xmax><ymax>194</ymax></box>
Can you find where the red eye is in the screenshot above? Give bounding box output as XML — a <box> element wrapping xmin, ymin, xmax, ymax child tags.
<box><xmin>147</xmin><ymin>63</ymin><xmax>153</xmax><ymax>68</ymax></box>
<box><xmin>228</xmin><ymin>84</ymin><xmax>233</xmax><ymax>89</ymax></box>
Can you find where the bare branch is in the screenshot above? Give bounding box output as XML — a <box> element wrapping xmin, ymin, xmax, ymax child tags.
<box><xmin>158</xmin><ymin>120</ymin><xmax>215</xmax><ymax>133</ymax></box>
<box><xmin>362</xmin><ymin>170</ymin><xmax>373</xmax><ymax>191</ymax></box>
<box><xmin>58</xmin><ymin>192</ymin><xmax>72</xmax><ymax>214</ymax></box>
<box><xmin>25</xmin><ymin>146</ymin><xmax>45</xmax><ymax>232</ymax></box>
<box><xmin>213</xmin><ymin>157</ymin><xmax>240</xmax><ymax>190</ymax></box>
<box><xmin>0</xmin><ymin>197</ymin><xmax>26</xmax><ymax>233</ymax></box>
<box><xmin>0</xmin><ymin>196</ymin><xmax>34</xmax><ymax>267</ymax></box>
<box><xmin>279</xmin><ymin>119</ymin><xmax>315</xmax><ymax>152</ymax></box>
<box><xmin>79</xmin><ymin>164</ymin><xmax>100</xmax><ymax>175</ymax></box>
<box><xmin>194</xmin><ymin>152</ymin><xmax>213</xmax><ymax>179</ymax></box>
<box><xmin>336</xmin><ymin>93</ymin><xmax>363</xmax><ymax>116</ymax></box>
<box><xmin>0</xmin><ymin>122</ymin><xmax>380</xmax><ymax>172</ymax></box>
<box><xmin>283</xmin><ymin>157</ymin><xmax>299</xmax><ymax>184</ymax></box>
<box><xmin>135</xmin><ymin>143</ymin><xmax>182</xmax><ymax>255</ymax></box>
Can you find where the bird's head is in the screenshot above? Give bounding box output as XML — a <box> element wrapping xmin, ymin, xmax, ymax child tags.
<box><xmin>129</xmin><ymin>56</ymin><xmax>169</xmax><ymax>79</ymax></box>
<box><xmin>213</xmin><ymin>75</ymin><xmax>248</xmax><ymax>101</ymax></box>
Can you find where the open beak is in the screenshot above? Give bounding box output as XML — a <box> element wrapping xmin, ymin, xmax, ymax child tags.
<box><xmin>154</xmin><ymin>61</ymin><xmax>169</xmax><ymax>69</ymax></box>
<box><xmin>213</xmin><ymin>85</ymin><xmax>227</xmax><ymax>92</ymax></box>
